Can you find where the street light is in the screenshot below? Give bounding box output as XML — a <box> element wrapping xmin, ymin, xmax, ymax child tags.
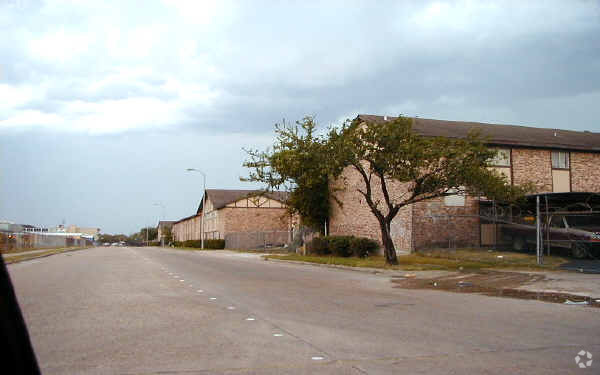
<box><xmin>186</xmin><ymin>168</ymin><xmax>206</xmax><ymax>250</ymax></box>
<box><xmin>153</xmin><ymin>203</ymin><xmax>166</xmax><ymax>246</ymax></box>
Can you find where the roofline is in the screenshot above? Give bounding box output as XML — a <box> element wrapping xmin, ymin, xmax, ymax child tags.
<box><xmin>173</xmin><ymin>213</ymin><xmax>200</xmax><ymax>225</ymax></box>
<box><xmin>356</xmin><ymin>114</ymin><xmax>600</xmax><ymax>152</ymax></box>
<box><xmin>196</xmin><ymin>189</ymin><xmax>289</xmax><ymax>214</ymax></box>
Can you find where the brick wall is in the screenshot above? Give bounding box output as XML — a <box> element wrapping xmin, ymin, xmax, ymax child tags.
<box><xmin>412</xmin><ymin>196</ymin><xmax>480</xmax><ymax>250</ymax></box>
<box><xmin>172</xmin><ymin>215</ymin><xmax>202</xmax><ymax>242</ymax></box>
<box><xmin>329</xmin><ymin>165</ymin><xmax>413</xmax><ymax>252</ymax></box>
<box><xmin>221</xmin><ymin>207</ymin><xmax>291</xmax><ymax>233</ymax></box>
<box><xmin>512</xmin><ymin>148</ymin><xmax>553</xmax><ymax>192</ymax></box>
<box><xmin>174</xmin><ymin>205</ymin><xmax>292</xmax><ymax>242</ymax></box>
<box><xmin>329</xmin><ymin>146</ymin><xmax>600</xmax><ymax>253</ymax></box>
<box><xmin>571</xmin><ymin>152</ymin><xmax>600</xmax><ymax>192</ymax></box>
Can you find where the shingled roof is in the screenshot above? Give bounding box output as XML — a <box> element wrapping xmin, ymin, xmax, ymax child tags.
<box><xmin>357</xmin><ymin>114</ymin><xmax>600</xmax><ymax>152</ymax></box>
<box><xmin>196</xmin><ymin>189</ymin><xmax>289</xmax><ymax>214</ymax></box>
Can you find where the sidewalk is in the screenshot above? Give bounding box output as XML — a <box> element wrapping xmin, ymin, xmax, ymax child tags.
<box><xmin>516</xmin><ymin>270</ymin><xmax>600</xmax><ymax>297</ymax></box>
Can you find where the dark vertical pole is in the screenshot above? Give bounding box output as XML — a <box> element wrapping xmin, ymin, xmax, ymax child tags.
<box><xmin>535</xmin><ymin>195</ymin><xmax>542</xmax><ymax>264</ymax></box>
<box><xmin>545</xmin><ymin>195</ymin><xmax>550</xmax><ymax>256</ymax></box>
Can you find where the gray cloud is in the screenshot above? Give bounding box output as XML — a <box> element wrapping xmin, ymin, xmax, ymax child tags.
<box><xmin>2</xmin><ymin>0</ymin><xmax>600</xmax><ymax>233</ymax></box>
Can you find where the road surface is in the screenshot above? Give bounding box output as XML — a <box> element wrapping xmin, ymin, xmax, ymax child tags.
<box><xmin>8</xmin><ymin>247</ymin><xmax>600</xmax><ymax>374</ymax></box>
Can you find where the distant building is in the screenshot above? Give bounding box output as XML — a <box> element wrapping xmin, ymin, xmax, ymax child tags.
<box><xmin>172</xmin><ymin>189</ymin><xmax>295</xmax><ymax>246</ymax></box>
<box><xmin>156</xmin><ymin>220</ymin><xmax>175</xmax><ymax>244</ymax></box>
<box><xmin>0</xmin><ymin>221</ymin><xmax>23</xmax><ymax>233</ymax></box>
<box><xmin>65</xmin><ymin>225</ymin><xmax>101</xmax><ymax>239</ymax></box>
<box><xmin>22</xmin><ymin>224</ymin><xmax>49</xmax><ymax>233</ymax></box>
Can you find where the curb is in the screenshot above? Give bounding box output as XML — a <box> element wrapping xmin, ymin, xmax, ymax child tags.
<box><xmin>264</xmin><ymin>257</ymin><xmax>406</xmax><ymax>275</ymax></box>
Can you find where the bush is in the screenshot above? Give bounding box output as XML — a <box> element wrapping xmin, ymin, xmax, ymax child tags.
<box><xmin>350</xmin><ymin>237</ymin><xmax>379</xmax><ymax>258</ymax></box>
<box><xmin>306</xmin><ymin>236</ymin><xmax>330</xmax><ymax>255</ymax></box>
<box><xmin>204</xmin><ymin>239</ymin><xmax>225</xmax><ymax>249</ymax></box>
<box><xmin>174</xmin><ymin>239</ymin><xmax>225</xmax><ymax>249</ymax></box>
<box><xmin>306</xmin><ymin>235</ymin><xmax>379</xmax><ymax>257</ymax></box>
<box><xmin>328</xmin><ymin>236</ymin><xmax>353</xmax><ymax>257</ymax></box>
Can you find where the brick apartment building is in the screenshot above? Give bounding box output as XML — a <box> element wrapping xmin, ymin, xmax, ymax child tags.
<box><xmin>329</xmin><ymin>115</ymin><xmax>600</xmax><ymax>252</ymax></box>
<box><xmin>172</xmin><ymin>189</ymin><xmax>294</xmax><ymax>244</ymax></box>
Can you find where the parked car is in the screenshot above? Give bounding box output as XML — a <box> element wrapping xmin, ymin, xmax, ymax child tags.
<box><xmin>501</xmin><ymin>213</ymin><xmax>600</xmax><ymax>258</ymax></box>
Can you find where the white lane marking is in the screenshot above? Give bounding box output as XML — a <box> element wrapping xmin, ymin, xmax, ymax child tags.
<box><xmin>245</xmin><ymin>317</ymin><xmax>255</xmax><ymax>321</ymax></box>
<box><xmin>209</xmin><ymin>297</ymin><xmax>217</xmax><ymax>300</ymax></box>
<box><xmin>197</xmin><ymin>290</ymin><xmax>204</xmax><ymax>293</ymax></box>
<box><xmin>311</xmin><ymin>356</ymin><xmax>325</xmax><ymax>360</ymax></box>
<box><xmin>179</xmin><ymin>279</ymin><xmax>185</xmax><ymax>282</ymax></box>
<box><xmin>273</xmin><ymin>333</ymin><xmax>283</xmax><ymax>337</ymax></box>
<box><xmin>227</xmin><ymin>306</ymin><xmax>235</xmax><ymax>310</ymax></box>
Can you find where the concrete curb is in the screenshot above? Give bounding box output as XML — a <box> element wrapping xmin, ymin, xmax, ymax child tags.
<box><xmin>264</xmin><ymin>257</ymin><xmax>407</xmax><ymax>275</ymax></box>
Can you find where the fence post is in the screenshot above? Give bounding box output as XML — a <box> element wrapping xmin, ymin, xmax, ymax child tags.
<box><xmin>535</xmin><ymin>195</ymin><xmax>542</xmax><ymax>264</ymax></box>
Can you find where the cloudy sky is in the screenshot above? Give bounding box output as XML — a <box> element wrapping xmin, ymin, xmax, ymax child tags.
<box><xmin>2</xmin><ymin>0</ymin><xmax>600</xmax><ymax>234</ymax></box>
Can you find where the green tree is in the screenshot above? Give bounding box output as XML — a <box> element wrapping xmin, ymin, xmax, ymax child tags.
<box><xmin>98</xmin><ymin>233</ymin><xmax>128</xmax><ymax>243</ymax></box>
<box><xmin>330</xmin><ymin>116</ymin><xmax>531</xmax><ymax>265</ymax></box>
<box><xmin>139</xmin><ymin>227</ymin><xmax>158</xmax><ymax>242</ymax></box>
<box><xmin>161</xmin><ymin>226</ymin><xmax>173</xmax><ymax>244</ymax></box>
<box><xmin>242</xmin><ymin>116</ymin><xmax>332</xmax><ymax>230</ymax></box>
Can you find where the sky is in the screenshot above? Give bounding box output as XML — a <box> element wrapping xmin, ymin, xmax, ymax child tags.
<box><xmin>2</xmin><ymin>0</ymin><xmax>600</xmax><ymax>234</ymax></box>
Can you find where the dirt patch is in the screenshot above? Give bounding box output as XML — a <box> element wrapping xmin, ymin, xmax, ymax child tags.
<box><xmin>392</xmin><ymin>270</ymin><xmax>600</xmax><ymax>307</ymax></box>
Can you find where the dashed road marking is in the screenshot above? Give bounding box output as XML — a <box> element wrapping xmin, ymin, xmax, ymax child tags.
<box><xmin>245</xmin><ymin>317</ymin><xmax>255</xmax><ymax>321</ymax></box>
<box><xmin>273</xmin><ymin>333</ymin><xmax>283</xmax><ymax>337</ymax></box>
<box><xmin>311</xmin><ymin>356</ymin><xmax>325</xmax><ymax>360</ymax></box>
<box><xmin>210</xmin><ymin>297</ymin><xmax>217</xmax><ymax>300</ymax></box>
<box><xmin>227</xmin><ymin>306</ymin><xmax>236</xmax><ymax>310</ymax></box>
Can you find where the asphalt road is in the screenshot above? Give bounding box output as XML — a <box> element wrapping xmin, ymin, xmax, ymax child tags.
<box><xmin>8</xmin><ymin>247</ymin><xmax>600</xmax><ymax>374</ymax></box>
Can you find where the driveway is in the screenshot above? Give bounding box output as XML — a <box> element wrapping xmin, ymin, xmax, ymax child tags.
<box><xmin>7</xmin><ymin>247</ymin><xmax>600</xmax><ymax>374</ymax></box>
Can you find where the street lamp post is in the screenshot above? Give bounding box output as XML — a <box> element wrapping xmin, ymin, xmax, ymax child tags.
<box><xmin>186</xmin><ymin>168</ymin><xmax>206</xmax><ymax>250</ymax></box>
<box><xmin>153</xmin><ymin>202</ymin><xmax>166</xmax><ymax>246</ymax></box>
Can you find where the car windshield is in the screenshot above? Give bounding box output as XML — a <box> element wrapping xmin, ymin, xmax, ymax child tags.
<box><xmin>565</xmin><ymin>214</ymin><xmax>600</xmax><ymax>228</ymax></box>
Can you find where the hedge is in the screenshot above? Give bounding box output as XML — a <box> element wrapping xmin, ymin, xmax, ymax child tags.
<box><xmin>174</xmin><ymin>239</ymin><xmax>225</xmax><ymax>249</ymax></box>
<box><xmin>349</xmin><ymin>237</ymin><xmax>379</xmax><ymax>258</ymax></box>
<box><xmin>306</xmin><ymin>236</ymin><xmax>330</xmax><ymax>255</ymax></box>
<box><xmin>306</xmin><ymin>235</ymin><xmax>379</xmax><ymax>257</ymax></box>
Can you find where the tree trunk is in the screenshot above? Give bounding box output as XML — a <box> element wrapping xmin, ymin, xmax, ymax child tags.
<box><xmin>379</xmin><ymin>219</ymin><xmax>398</xmax><ymax>265</ymax></box>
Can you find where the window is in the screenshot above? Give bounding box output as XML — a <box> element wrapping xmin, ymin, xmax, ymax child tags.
<box><xmin>489</xmin><ymin>148</ymin><xmax>510</xmax><ymax>167</ymax></box>
<box><xmin>444</xmin><ymin>188</ymin><xmax>465</xmax><ymax>207</ymax></box>
<box><xmin>551</xmin><ymin>151</ymin><xmax>569</xmax><ymax>169</ymax></box>
<box><xmin>550</xmin><ymin>215</ymin><xmax>565</xmax><ymax>228</ymax></box>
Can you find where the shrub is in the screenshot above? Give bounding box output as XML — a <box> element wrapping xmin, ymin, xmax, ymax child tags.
<box><xmin>350</xmin><ymin>237</ymin><xmax>379</xmax><ymax>258</ymax></box>
<box><xmin>175</xmin><ymin>239</ymin><xmax>225</xmax><ymax>249</ymax></box>
<box><xmin>204</xmin><ymin>239</ymin><xmax>225</xmax><ymax>249</ymax></box>
<box><xmin>328</xmin><ymin>236</ymin><xmax>354</xmax><ymax>257</ymax></box>
<box><xmin>183</xmin><ymin>240</ymin><xmax>202</xmax><ymax>248</ymax></box>
<box><xmin>306</xmin><ymin>236</ymin><xmax>330</xmax><ymax>255</ymax></box>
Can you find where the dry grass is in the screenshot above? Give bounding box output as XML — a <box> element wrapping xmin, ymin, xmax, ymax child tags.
<box><xmin>416</xmin><ymin>248</ymin><xmax>569</xmax><ymax>270</ymax></box>
<box><xmin>266</xmin><ymin>249</ymin><xmax>569</xmax><ymax>271</ymax></box>
<box><xmin>3</xmin><ymin>247</ymin><xmax>92</xmax><ymax>264</ymax></box>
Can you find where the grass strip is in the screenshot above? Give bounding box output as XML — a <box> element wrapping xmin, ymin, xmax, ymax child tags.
<box><xmin>3</xmin><ymin>247</ymin><xmax>92</xmax><ymax>264</ymax></box>
<box><xmin>265</xmin><ymin>249</ymin><xmax>569</xmax><ymax>271</ymax></box>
